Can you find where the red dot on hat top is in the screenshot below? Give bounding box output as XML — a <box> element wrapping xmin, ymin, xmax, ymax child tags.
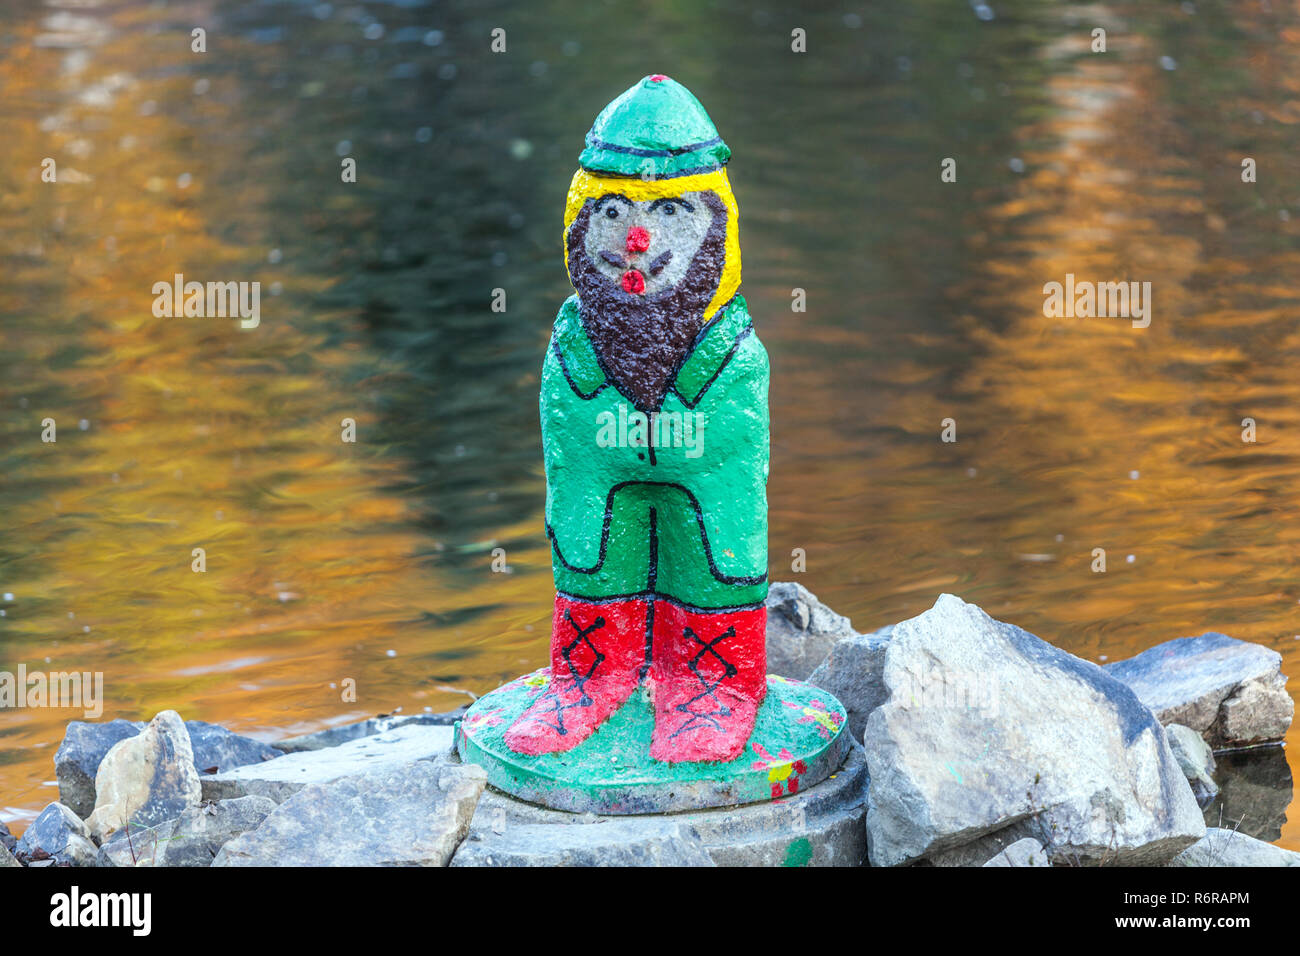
<box><xmin>649</xmin><ymin>74</ymin><xmax>667</xmax><ymax>82</ymax></box>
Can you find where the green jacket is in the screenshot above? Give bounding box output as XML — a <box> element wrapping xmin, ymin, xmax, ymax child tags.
<box><xmin>541</xmin><ymin>294</ymin><xmax>769</xmax><ymax>608</ymax></box>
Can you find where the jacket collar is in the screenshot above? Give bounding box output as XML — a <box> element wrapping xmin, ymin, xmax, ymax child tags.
<box><xmin>551</xmin><ymin>296</ymin><xmax>606</xmax><ymax>397</ymax></box>
<box><xmin>672</xmin><ymin>295</ymin><xmax>750</xmax><ymax>407</ymax></box>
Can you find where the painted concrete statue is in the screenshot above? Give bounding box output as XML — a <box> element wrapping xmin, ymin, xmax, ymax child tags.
<box><xmin>504</xmin><ymin>75</ymin><xmax>768</xmax><ymax>763</ymax></box>
<box><xmin>456</xmin><ymin>77</ymin><xmax>846</xmax><ymax>813</ymax></box>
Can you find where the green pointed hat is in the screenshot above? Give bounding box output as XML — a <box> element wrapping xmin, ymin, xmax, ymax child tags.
<box><xmin>579</xmin><ymin>75</ymin><xmax>730</xmax><ymax>179</ymax></box>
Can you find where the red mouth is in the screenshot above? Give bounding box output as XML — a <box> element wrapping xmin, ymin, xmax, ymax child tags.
<box><xmin>621</xmin><ymin>269</ymin><xmax>646</xmax><ymax>295</ymax></box>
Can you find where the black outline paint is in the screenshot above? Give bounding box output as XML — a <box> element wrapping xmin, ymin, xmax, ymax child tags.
<box><xmin>585</xmin><ymin>135</ymin><xmax>724</xmax><ymax>158</ymax></box>
<box><xmin>546</xmin><ymin>479</ymin><xmax>768</xmax><ymax>587</ymax></box>
<box><xmin>556</xmin><ymin>589</ymin><xmax>765</xmax><ymax>615</ymax></box>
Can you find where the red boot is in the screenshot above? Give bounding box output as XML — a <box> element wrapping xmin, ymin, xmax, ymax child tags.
<box><xmin>504</xmin><ymin>594</ymin><xmax>646</xmax><ymax>755</ymax></box>
<box><xmin>649</xmin><ymin>601</ymin><xmax>767</xmax><ymax>763</ymax></box>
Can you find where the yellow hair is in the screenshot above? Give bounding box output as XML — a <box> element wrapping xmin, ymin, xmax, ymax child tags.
<box><xmin>562</xmin><ymin>168</ymin><xmax>741</xmax><ymax>323</ymax></box>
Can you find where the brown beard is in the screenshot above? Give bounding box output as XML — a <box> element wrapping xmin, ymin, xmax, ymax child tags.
<box><xmin>567</xmin><ymin>191</ymin><xmax>728</xmax><ymax>413</ymax></box>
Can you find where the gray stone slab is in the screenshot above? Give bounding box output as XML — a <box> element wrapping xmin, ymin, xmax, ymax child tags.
<box><xmin>203</xmin><ymin>723</ymin><xmax>455</xmax><ymax>803</ymax></box>
<box><xmin>213</xmin><ymin>757</ymin><xmax>485</xmax><ymax>866</ymax></box>
<box><xmin>272</xmin><ymin>709</ymin><xmax>467</xmax><ymax>754</ymax></box>
<box><xmin>452</xmin><ymin>819</ymin><xmax>715</xmax><ymax>867</ymax></box>
<box><xmin>458</xmin><ymin>742</ymin><xmax>868</xmax><ymax>867</ymax></box>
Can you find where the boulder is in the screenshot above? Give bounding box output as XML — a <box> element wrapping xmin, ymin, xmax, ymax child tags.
<box><xmin>272</xmin><ymin>709</ymin><xmax>467</xmax><ymax>754</ymax></box>
<box><xmin>204</xmin><ymin>723</ymin><xmax>455</xmax><ymax>803</ymax></box>
<box><xmin>0</xmin><ymin>820</ymin><xmax>15</xmax><ymax>853</ymax></box>
<box><xmin>925</xmin><ymin>827</ymin><xmax>1032</xmax><ymax>867</ymax></box>
<box><xmin>1105</xmin><ymin>633</ymin><xmax>1293</xmax><ymax>748</ymax></box>
<box><xmin>54</xmin><ymin>718</ymin><xmax>143</xmax><ymax>817</ymax></box>
<box><xmin>1170</xmin><ymin>827</ymin><xmax>1300</xmax><ymax>867</ymax></box>
<box><xmin>94</xmin><ymin>800</ymin><xmax>275</xmax><ymax>867</ymax></box>
<box><xmin>186</xmin><ymin>721</ymin><xmax>280</xmax><ymax>775</ymax></box>
<box><xmin>452</xmin><ymin>819</ymin><xmax>715</xmax><ymax>867</ymax></box>
<box><xmin>85</xmin><ymin>710</ymin><xmax>202</xmax><ymax>844</ymax></box>
<box><xmin>0</xmin><ymin>844</ymin><xmax>19</xmax><ymax>868</ymax></box>
<box><xmin>765</xmin><ymin>582</ymin><xmax>859</xmax><ymax>680</ymax></box>
<box><xmin>95</xmin><ymin>821</ymin><xmax>174</xmax><ymax>867</ymax></box>
<box><xmin>1165</xmin><ymin>723</ymin><xmax>1218</xmax><ymax>805</ymax></box>
<box><xmin>864</xmin><ymin>594</ymin><xmax>1205</xmax><ymax>867</ymax></box>
<box><xmin>807</xmin><ymin>628</ymin><xmax>893</xmax><ymax>741</ymax></box>
<box><xmin>157</xmin><ymin>796</ymin><xmax>277</xmax><ymax>866</ymax></box>
<box><xmin>55</xmin><ymin>717</ymin><xmax>281</xmax><ymax>815</ymax></box>
<box><xmin>213</xmin><ymin>756</ymin><xmax>485</xmax><ymax>866</ymax></box>
<box><xmin>14</xmin><ymin>803</ymin><xmax>97</xmax><ymax>866</ymax></box>
<box><xmin>156</xmin><ymin>790</ymin><xmax>276</xmax><ymax>868</ymax></box>
<box><xmin>982</xmin><ymin>837</ymin><xmax>1049</xmax><ymax>867</ymax></box>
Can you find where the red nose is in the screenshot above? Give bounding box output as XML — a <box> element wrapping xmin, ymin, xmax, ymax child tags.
<box><xmin>626</xmin><ymin>226</ymin><xmax>651</xmax><ymax>254</ymax></box>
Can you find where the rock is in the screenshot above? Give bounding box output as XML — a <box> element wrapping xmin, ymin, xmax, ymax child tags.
<box><xmin>0</xmin><ymin>844</ymin><xmax>19</xmax><ymax>868</ymax></box>
<box><xmin>272</xmin><ymin>709</ymin><xmax>467</xmax><ymax>754</ymax></box>
<box><xmin>924</xmin><ymin>824</ymin><xmax>1067</xmax><ymax>867</ymax></box>
<box><xmin>95</xmin><ymin>821</ymin><xmax>174</xmax><ymax>867</ymax></box>
<box><xmin>55</xmin><ymin>718</ymin><xmax>144</xmax><ymax>818</ymax></box>
<box><xmin>765</xmin><ymin>582</ymin><xmax>859</xmax><ymax>680</ymax></box>
<box><xmin>1202</xmin><ymin>746</ymin><xmax>1292</xmax><ymax>843</ymax></box>
<box><xmin>1170</xmin><ymin>827</ymin><xmax>1300</xmax><ymax>867</ymax></box>
<box><xmin>55</xmin><ymin>717</ymin><xmax>280</xmax><ymax>815</ymax></box>
<box><xmin>185</xmin><ymin>721</ymin><xmax>280</xmax><ymax>774</ymax></box>
<box><xmin>1166</xmin><ymin>723</ymin><xmax>1218</xmax><ymax>805</ymax></box>
<box><xmin>15</xmin><ymin>803</ymin><xmax>98</xmax><ymax>866</ymax></box>
<box><xmin>0</xmin><ymin>820</ymin><xmax>15</xmax><ymax>853</ymax></box>
<box><xmin>864</xmin><ymin>594</ymin><xmax>1205</xmax><ymax>867</ymax></box>
<box><xmin>982</xmin><ymin>837</ymin><xmax>1049</xmax><ymax>867</ymax></box>
<box><xmin>213</xmin><ymin>756</ymin><xmax>485</xmax><ymax>866</ymax></box>
<box><xmin>204</xmin><ymin>723</ymin><xmax>456</xmax><ymax>803</ymax></box>
<box><xmin>924</xmin><ymin>828</ymin><xmax>1030</xmax><ymax>867</ymax></box>
<box><xmin>159</xmin><ymin>796</ymin><xmax>277</xmax><ymax>866</ymax></box>
<box><xmin>461</xmin><ymin>742</ymin><xmax>870</xmax><ymax>867</ymax></box>
<box><xmin>85</xmin><ymin>710</ymin><xmax>202</xmax><ymax>844</ymax></box>
<box><xmin>452</xmin><ymin>819</ymin><xmax>715</xmax><ymax>867</ymax></box>
<box><xmin>1105</xmin><ymin>633</ymin><xmax>1293</xmax><ymax>748</ymax></box>
<box><xmin>1221</xmin><ymin>677</ymin><xmax>1292</xmax><ymax>746</ymax></box>
<box><xmin>807</xmin><ymin>628</ymin><xmax>893</xmax><ymax>741</ymax></box>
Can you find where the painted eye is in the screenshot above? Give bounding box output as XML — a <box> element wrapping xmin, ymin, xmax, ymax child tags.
<box><xmin>659</xmin><ymin>203</ymin><xmax>676</xmax><ymax>216</ymax></box>
<box><xmin>604</xmin><ymin>206</ymin><xmax>620</xmax><ymax>219</ymax></box>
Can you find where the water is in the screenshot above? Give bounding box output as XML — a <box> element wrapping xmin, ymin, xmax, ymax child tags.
<box><xmin>1</xmin><ymin>0</ymin><xmax>1298</xmax><ymax>847</ymax></box>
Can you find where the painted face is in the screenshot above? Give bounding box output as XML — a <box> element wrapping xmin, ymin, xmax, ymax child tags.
<box><xmin>581</xmin><ymin>190</ymin><xmax>714</xmax><ymax>297</ymax></box>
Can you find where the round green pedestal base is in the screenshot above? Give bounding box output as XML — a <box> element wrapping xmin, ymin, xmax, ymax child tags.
<box><xmin>455</xmin><ymin>671</ymin><xmax>849</xmax><ymax>814</ymax></box>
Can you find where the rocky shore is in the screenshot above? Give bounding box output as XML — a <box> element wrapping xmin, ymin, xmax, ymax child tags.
<box><xmin>3</xmin><ymin>584</ymin><xmax>1295</xmax><ymax>867</ymax></box>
